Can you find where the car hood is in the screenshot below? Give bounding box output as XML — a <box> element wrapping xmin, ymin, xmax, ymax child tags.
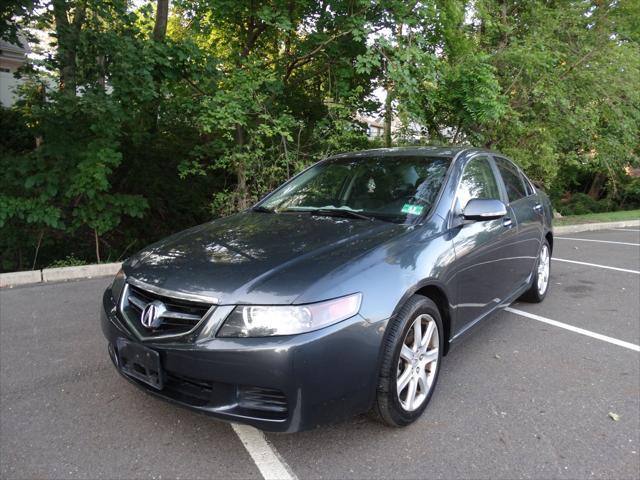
<box><xmin>124</xmin><ymin>212</ymin><xmax>407</xmax><ymax>305</ymax></box>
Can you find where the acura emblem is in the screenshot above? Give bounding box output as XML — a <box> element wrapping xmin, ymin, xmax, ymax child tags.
<box><xmin>141</xmin><ymin>300</ymin><xmax>167</xmax><ymax>329</ymax></box>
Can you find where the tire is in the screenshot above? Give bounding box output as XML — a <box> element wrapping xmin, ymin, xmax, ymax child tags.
<box><xmin>520</xmin><ymin>239</ymin><xmax>551</xmax><ymax>303</ymax></box>
<box><xmin>373</xmin><ymin>295</ymin><xmax>443</xmax><ymax>427</ymax></box>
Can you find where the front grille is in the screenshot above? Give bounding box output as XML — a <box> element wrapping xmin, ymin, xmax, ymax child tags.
<box><xmin>120</xmin><ymin>283</ymin><xmax>214</xmax><ymax>337</ymax></box>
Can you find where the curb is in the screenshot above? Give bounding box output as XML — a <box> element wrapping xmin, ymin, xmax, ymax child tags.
<box><xmin>554</xmin><ymin>219</ymin><xmax>640</xmax><ymax>234</ymax></box>
<box><xmin>0</xmin><ymin>262</ymin><xmax>122</xmax><ymax>289</ymax></box>
<box><xmin>1</xmin><ymin>218</ymin><xmax>638</xmax><ymax>288</ymax></box>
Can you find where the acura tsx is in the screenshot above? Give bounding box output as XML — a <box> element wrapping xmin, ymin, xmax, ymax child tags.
<box><xmin>101</xmin><ymin>147</ymin><xmax>553</xmax><ymax>432</ymax></box>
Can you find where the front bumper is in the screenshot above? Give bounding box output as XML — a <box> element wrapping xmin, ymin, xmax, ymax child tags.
<box><xmin>101</xmin><ymin>288</ymin><xmax>387</xmax><ymax>432</ymax></box>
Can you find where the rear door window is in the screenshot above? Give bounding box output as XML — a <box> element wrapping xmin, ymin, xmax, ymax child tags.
<box><xmin>494</xmin><ymin>157</ymin><xmax>527</xmax><ymax>203</ymax></box>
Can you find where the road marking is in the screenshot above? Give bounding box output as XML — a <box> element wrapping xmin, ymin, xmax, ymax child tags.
<box><xmin>612</xmin><ymin>228</ymin><xmax>640</xmax><ymax>232</ymax></box>
<box><xmin>232</xmin><ymin>423</ymin><xmax>296</xmax><ymax>480</ymax></box>
<box><xmin>506</xmin><ymin>307</ymin><xmax>640</xmax><ymax>352</ymax></box>
<box><xmin>556</xmin><ymin>237</ymin><xmax>640</xmax><ymax>246</ymax></box>
<box><xmin>553</xmin><ymin>257</ymin><xmax>640</xmax><ymax>274</ymax></box>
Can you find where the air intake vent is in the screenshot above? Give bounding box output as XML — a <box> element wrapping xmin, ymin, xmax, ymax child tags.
<box><xmin>237</xmin><ymin>386</ymin><xmax>288</xmax><ymax>419</ymax></box>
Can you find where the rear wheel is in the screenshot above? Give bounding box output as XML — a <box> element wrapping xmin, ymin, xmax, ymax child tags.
<box><xmin>520</xmin><ymin>240</ymin><xmax>551</xmax><ymax>303</ymax></box>
<box><xmin>373</xmin><ymin>295</ymin><xmax>443</xmax><ymax>427</ymax></box>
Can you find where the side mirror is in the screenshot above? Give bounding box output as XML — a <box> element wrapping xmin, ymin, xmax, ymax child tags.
<box><xmin>462</xmin><ymin>199</ymin><xmax>507</xmax><ymax>221</ymax></box>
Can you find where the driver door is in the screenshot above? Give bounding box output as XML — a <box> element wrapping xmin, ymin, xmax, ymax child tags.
<box><xmin>449</xmin><ymin>155</ymin><xmax>519</xmax><ymax>337</ymax></box>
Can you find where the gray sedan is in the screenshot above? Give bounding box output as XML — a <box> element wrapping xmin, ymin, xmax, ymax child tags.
<box><xmin>101</xmin><ymin>146</ymin><xmax>553</xmax><ymax>432</ymax></box>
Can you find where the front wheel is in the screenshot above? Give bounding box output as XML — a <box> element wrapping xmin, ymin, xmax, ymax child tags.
<box><xmin>373</xmin><ymin>296</ymin><xmax>443</xmax><ymax>427</ymax></box>
<box><xmin>520</xmin><ymin>240</ymin><xmax>551</xmax><ymax>303</ymax></box>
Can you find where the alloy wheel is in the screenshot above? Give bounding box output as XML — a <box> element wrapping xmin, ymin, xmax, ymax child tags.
<box><xmin>537</xmin><ymin>244</ymin><xmax>550</xmax><ymax>295</ymax></box>
<box><xmin>396</xmin><ymin>314</ymin><xmax>439</xmax><ymax>412</ymax></box>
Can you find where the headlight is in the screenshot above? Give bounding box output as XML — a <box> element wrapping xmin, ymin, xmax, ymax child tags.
<box><xmin>111</xmin><ymin>268</ymin><xmax>126</xmax><ymax>303</ymax></box>
<box><xmin>217</xmin><ymin>293</ymin><xmax>362</xmax><ymax>337</ymax></box>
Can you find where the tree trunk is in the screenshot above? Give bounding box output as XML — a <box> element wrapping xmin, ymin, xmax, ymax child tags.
<box><xmin>383</xmin><ymin>21</ymin><xmax>404</xmax><ymax>148</ymax></box>
<box><xmin>145</xmin><ymin>0</ymin><xmax>170</xmax><ymax>134</ymax></box>
<box><xmin>153</xmin><ymin>0</ymin><xmax>170</xmax><ymax>42</ymax></box>
<box><xmin>52</xmin><ymin>0</ymin><xmax>75</xmax><ymax>94</ymax></box>
<box><xmin>94</xmin><ymin>228</ymin><xmax>101</xmax><ymax>263</ymax></box>
<box><xmin>587</xmin><ymin>172</ymin><xmax>606</xmax><ymax>200</ymax></box>
<box><xmin>32</xmin><ymin>230</ymin><xmax>44</xmax><ymax>270</ymax></box>
<box><xmin>35</xmin><ymin>82</ymin><xmax>46</xmax><ymax>147</ymax></box>
<box><xmin>60</xmin><ymin>50</ymin><xmax>77</xmax><ymax>93</ymax></box>
<box><xmin>52</xmin><ymin>0</ymin><xmax>85</xmax><ymax>95</ymax></box>
<box><xmin>383</xmin><ymin>80</ymin><xmax>393</xmax><ymax>148</ymax></box>
<box><xmin>428</xmin><ymin>123</ymin><xmax>441</xmax><ymax>144</ymax></box>
<box><xmin>497</xmin><ymin>0</ymin><xmax>508</xmax><ymax>51</ymax></box>
<box><xmin>96</xmin><ymin>54</ymin><xmax>106</xmax><ymax>90</ymax></box>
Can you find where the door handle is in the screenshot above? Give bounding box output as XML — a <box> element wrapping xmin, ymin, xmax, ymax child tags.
<box><xmin>503</xmin><ymin>217</ymin><xmax>513</xmax><ymax>228</ymax></box>
<box><xmin>533</xmin><ymin>204</ymin><xmax>543</xmax><ymax>213</ymax></box>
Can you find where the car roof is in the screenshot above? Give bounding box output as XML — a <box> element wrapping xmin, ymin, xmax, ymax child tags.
<box><xmin>326</xmin><ymin>146</ymin><xmax>493</xmax><ymax>160</ymax></box>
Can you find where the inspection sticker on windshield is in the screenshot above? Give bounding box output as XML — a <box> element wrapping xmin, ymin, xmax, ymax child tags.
<box><xmin>401</xmin><ymin>204</ymin><xmax>424</xmax><ymax>215</ymax></box>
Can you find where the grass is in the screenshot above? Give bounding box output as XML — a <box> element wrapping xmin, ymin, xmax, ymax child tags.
<box><xmin>554</xmin><ymin>209</ymin><xmax>640</xmax><ymax>226</ymax></box>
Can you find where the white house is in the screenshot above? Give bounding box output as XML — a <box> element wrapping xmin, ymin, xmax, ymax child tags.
<box><xmin>0</xmin><ymin>36</ymin><xmax>30</xmax><ymax>107</ymax></box>
<box><xmin>362</xmin><ymin>116</ymin><xmax>385</xmax><ymax>138</ymax></box>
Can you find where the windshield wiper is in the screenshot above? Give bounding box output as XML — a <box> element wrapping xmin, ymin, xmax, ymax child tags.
<box><xmin>309</xmin><ymin>208</ymin><xmax>376</xmax><ymax>221</ymax></box>
<box><xmin>252</xmin><ymin>205</ymin><xmax>275</xmax><ymax>213</ymax></box>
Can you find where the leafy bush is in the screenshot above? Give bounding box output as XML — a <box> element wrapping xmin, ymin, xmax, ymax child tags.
<box><xmin>619</xmin><ymin>178</ymin><xmax>640</xmax><ymax>209</ymax></box>
<box><xmin>556</xmin><ymin>193</ymin><xmax>606</xmax><ymax>216</ymax></box>
<box><xmin>48</xmin><ymin>256</ymin><xmax>87</xmax><ymax>268</ymax></box>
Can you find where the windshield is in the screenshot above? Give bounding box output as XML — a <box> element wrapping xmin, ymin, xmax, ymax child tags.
<box><xmin>258</xmin><ymin>155</ymin><xmax>451</xmax><ymax>223</ymax></box>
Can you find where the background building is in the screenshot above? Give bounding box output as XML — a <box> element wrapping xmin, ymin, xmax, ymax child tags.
<box><xmin>0</xmin><ymin>36</ymin><xmax>30</xmax><ymax>107</ymax></box>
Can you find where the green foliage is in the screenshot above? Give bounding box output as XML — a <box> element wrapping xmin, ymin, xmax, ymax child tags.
<box><xmin>1</xmin><ymin>0</ymin><xmax>639</xmax><ymax>272</ymax></box>
<box><xmin>477</xmin><ymin>0</ymin><xmax>640</xmax><ymax>190</ymax></box>
<box><xmin>48</xmin><ymin>255</ymin><xmax>87</xmax><ymax>268</ymax></box>
<box><xmin>618</xmin><ymin>177</ymin><xmax>640</xmax><ymax>209</ymax></box>
<box><xmin>556</xmin><ymin>193</ymin><xmax>608</xmax><ymax>216</ymax></box>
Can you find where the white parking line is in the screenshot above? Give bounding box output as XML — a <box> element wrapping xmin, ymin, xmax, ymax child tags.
<box><xmin>553</xmin><ymin>258</ymin><xmax>640</xmax><ymax>274</ymax></box>
<box><xmin>556</xmin><ymin>237</ymin><xmax>640</xmax><ymax>246</ymax></box>
<box><xmin>232</xmin><ymin>423</ymin><xmax>296</xmax><ymax>480</ymax></box>
<box><xmin>506</xmin><ymin>307</ymin><xmax>640</xmax><ymax>352</ymax></box>
<box><xmin>612</xmin><ymin>228</ymin><xmax>640</xmax><ymax>232</ymax></box>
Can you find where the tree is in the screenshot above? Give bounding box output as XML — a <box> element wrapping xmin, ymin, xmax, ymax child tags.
<box><xmin>174</xmin><ymin>0</ymin><xmax>374</xmax><ymax>211</ymax></box>
<box><xmin>1</xmin><ymin>0</ymin><xmax>638</xmax><ymax>272</ymax></box>
<box><xmin>448</xmin><ymin>0</ymin><xmax>639</xmax><ymax>193</ymax></box>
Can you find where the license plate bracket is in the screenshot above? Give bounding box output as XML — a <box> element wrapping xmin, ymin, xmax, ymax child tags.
<box><xmin>116</xmin><ymin>338</ymin><xmax>164</xmax><ymax>390</ymax></box>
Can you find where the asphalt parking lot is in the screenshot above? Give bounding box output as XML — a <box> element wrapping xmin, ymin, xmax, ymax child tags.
<box><xmin>1</xmin><ymin>227</ymin><xmax>639</xmax><ymax>480</ymax></box>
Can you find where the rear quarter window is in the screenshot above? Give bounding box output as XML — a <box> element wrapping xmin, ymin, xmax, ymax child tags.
<box><xmin>521</xmin><ymin>171</ymin><xmax>535</xmax><ymax>196</ymax></box>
